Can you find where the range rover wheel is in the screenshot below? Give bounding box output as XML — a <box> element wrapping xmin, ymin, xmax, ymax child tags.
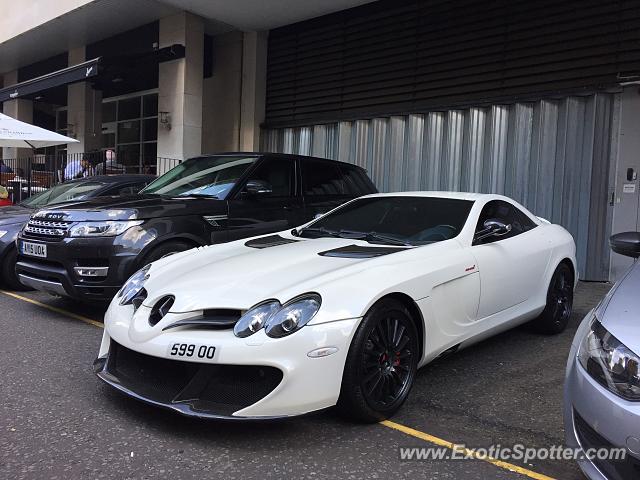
<box><xmin>1</xmin><ymin>247</ymin><xmax>29</xmax><ymax>291</ymax></box>
<box><xmin>143</xmin><ymin>241</ymin><xmax>194</xmax><ymax>264</ymax></box>
<box><xmin>337</xmin><ymin>298</ymin><xmax>419</xmax><ymax>423</ymax></box>
<box><xmin>531</xmin><ymin>263</ymin><xmax>574</xmax><ymax>335</ymax></box>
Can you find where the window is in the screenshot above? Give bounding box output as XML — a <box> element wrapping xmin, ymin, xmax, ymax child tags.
<box><xmin>302</xmin><ymin>196</ymin><xmax>473</xmax><ymax>245</ymax></box>
<box><xmin>101</xmin><ymin>92</ymin><xmax>158</xmax><ymax>174</ymax></box>
<box><xmin>142</xmin><ymin>156</ymin><xmax>258</xmax><ymax>199</ymax></box>
<box><xmin>339</xmin><ymin>165</ymin><xmax>378</xmax><ymax>196</ymax></box>
<box><xmin>245</xmin><ymin>158</ymin><xmax>295</xmax><ymax>197</ymax></box>
<box><xmin>118</xmin><ymin>97</ymin><xmax>141</xmax><ymax>120</ymax></box>
<box><xmin>101</xmin><ymin>183</ymin><xmax>146</xmax><ymax>197</ymax></box>
<box><xmin>475</xmin><ymin>200</ymin><xmax>537</xmax><ymax>244</ymax></box>
<box><xmin>302</xmin><ymin>160</ymin><xmax>346</xmax><ymax>196</ymax></box>
<box><xmin>22</xmin><ymin>181</ymin><xmax>107</xmax><ymax>207</ymax></box>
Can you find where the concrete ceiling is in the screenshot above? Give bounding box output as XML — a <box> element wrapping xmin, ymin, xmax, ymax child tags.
<box><xmin>0</xmin><ymin>0</ymin><xmax>373</xmax><ymax>74</ymax></box>
<box><xmin>159</xmin><ymin>0</ymin><xmax>374</xmax><ymax>31</ymax></box>
<box><xmin>0</xmin><ymin>0</ymin><xmax>179</xmax><ymax>73</ymax></box>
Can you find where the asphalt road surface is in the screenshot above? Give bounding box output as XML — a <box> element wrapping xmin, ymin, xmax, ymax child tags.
<box><xmin>0</xmin><ymin>282</ymin><xmax>609</xmax><ymax>479</ymax></box>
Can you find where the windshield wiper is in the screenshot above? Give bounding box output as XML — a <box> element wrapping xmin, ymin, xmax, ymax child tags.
<box><xmin>177</xmin><ymin>193</ymin><xmax>219</xmax><ymax>199</ymax></box>
<box><xmin>338</xmin><ymin>229</ymin><xmax>413</xmax><ymax>247</ymax></box>
<box><xmin>297</xmin><ymin>226</ymin><xmax>342</xmax><ymax>238</ymax></box>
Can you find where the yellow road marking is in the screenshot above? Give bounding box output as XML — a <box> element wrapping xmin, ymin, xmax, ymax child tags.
<box><xmin>0</xmin><ymin>290</ymin><xmax>104</xmax><ymax>329</ymax></box>
<box><xmin>380</xmin><ymin>420</ymin><xmax>557</xmax><ymax>480</ymax></box>
<box><xmin>0</xmin><ymin>289</ymin><xmax>557</xmax><ymax>480</ymax></box>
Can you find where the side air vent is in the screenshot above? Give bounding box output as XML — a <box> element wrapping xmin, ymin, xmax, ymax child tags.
<box><xmin>131</xmin><ymin>288</ymin><xmax>147</xmax><ymax>311</ymax></box>
<box><xmin>149</xmin><ymin>295</ymin><xmax>175</xmax><ymax>326</ymax></box>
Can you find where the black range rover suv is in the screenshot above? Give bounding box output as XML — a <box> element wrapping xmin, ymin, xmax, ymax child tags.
<box><xmin>16</xmin><ymin>153</ymin><xmax>377</xmax><ymax>302</ymax></box>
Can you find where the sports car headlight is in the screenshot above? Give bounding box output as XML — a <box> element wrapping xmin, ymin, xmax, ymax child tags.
<box><xmin>117</xmin><ymin>265</ymin><xmax>151</xmax><ymax>306</ymax></box>
<box><xmin>233</xmin><ymin>294</ymin><xmax>322</xmax><ymax>338</ymax></box>
<box><xmin>578</xmin><ymin>318</ymin><xmax>640</xmax><ymax>401</ymax></box>
<box><xmin>265</xmin><ymin>294</ymin><xmax>322</xmax><ymax>338</ymax></box>
<box><xmin>233</xmin><ymin>300</ymin><xmax>281</xmax><ymax>338</ymax></box>
<box><xmin>68</xmin><ymin>220</ymin><xmax>143</xmax><ymax>237</ymax></box>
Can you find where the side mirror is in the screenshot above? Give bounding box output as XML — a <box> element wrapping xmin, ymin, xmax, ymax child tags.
<box><xmin>610</xmin><ymin>232</ymin><xmax>640</xmax><ymax>258</ymax></box>
<box><xmin>244</xmin><ymin>180</ymin><xmax>273</xmax><ymax>196</ymax></box>
<box><xmin>474</xmin><ymin>218</ymin><xmax>512</xmax><ymax>243</ymax></box>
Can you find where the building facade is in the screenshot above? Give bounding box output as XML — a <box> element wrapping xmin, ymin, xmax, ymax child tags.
<box><xmin>1</xmin><ymin>0</ymin><xmax>639</xmax><ymax>281</ymax></box>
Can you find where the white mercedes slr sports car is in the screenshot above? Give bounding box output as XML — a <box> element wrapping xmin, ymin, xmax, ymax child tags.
<box><xmin>94</xmin><ymin>192</ymin><xmax>577</xmax><ymax>422</ymax></box>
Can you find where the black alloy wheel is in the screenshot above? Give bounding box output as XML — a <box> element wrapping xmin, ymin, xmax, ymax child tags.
<box><xmin>338</xmin><ymin>298</ymin><xmax>419</xmax><ymax>422</ymax></box>
<box><xmin>531</xmin><ymin>263</ymin><xmax>574</xmax><ymax>335</ymax></box>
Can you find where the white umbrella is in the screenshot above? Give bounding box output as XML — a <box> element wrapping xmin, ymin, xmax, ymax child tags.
<box><xmin>0</xmin><ymin>112</ymin><xmax>78</xmax><ymax>148</ymax></box>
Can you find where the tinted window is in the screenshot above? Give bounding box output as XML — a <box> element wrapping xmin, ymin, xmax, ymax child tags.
<box><xmin>142</xmin><ymin>156</ymin><xmax>257</xmax><ymax>199</ymax></box>
<box><xmin>302</xmin><ymin>160</ymin><xmax>346</xmax><ymax>196</ymax></box>
<box><xmin>475</xmin><ymin>200</ymin><xmax>537</xmax><ymax>244</ymax></box>
<box><xmin>340</xmin><ymin>165</ymin><xmax>377</xmax><ymax>196</ymax></box>
<box><xmin>244</xmin><ymin>158</ymin><xmax>295</xmax><ymax>197</ymax></box>
<box><xmin>22</xmin><ymin>181</ymin><xmax>107</xmax><ymax>207</ymax></box>
<box><xmin>101</xmin><ymin>183</ymin><xmax>147</xmax><ymax>197</ymax></box>
<box><xmin>301</xmin><ymin>196</ymin><xmax>473</xmax><ymax>246</ymax></box>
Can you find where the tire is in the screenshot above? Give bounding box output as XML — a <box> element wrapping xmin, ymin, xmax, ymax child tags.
<box><xmin>1</xmin><ymin>247</ymin><xmax>30</xmax><ymax>291</ymax></box>
<box><xmin>337</xmin><ymin>298</ymin><xmax>419</xmax><ymax>423</ymax></box>
<box><xmin>530</xmin><ymin>263</ymin><xmax>574</xmax><ymax>335</ymax></box>
<box><xmin>142</xmin><ymin>240</ymin><xmax>194</xmax><ymax>264</ymax></box>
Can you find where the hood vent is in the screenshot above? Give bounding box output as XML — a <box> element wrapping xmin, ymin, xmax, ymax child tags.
<box><xmin>149</xmin><ymin>295</ymin><xmax>175</xmax><ymax>326</ymax></box>
<box><xmin>318</xmin><ymin>244</ymin><xmax>409</xmax><ymax>258</ymax></box>
<box><xmin>245</xmin><ymin>234</ymin><xmax>299</xmax><ymax>249</ymax></box>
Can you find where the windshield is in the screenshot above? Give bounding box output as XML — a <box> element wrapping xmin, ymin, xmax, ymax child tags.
<box><xmin>141</xmin><ymin>155</ymin><xmax>258</xmax><ymax>199</ymax></box>
<box><xmin>21</xmin><ymin>181</ymin><xmax>106</xmax><ymax>208</ymax></box>
<box><xmin>299</xmin><ymin>196</ymin><xmax>474</xmax><ymax>246</ymax></box>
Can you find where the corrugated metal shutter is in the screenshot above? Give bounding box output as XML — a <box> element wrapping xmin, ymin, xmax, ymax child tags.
<box><xmin>266</xmin><ymin>0</ymin><xmax>640</xmax><ymax>127</ymax></box>
<box><xmin>262</xmin><ymin>93</ymin><xmax>618</xmax><ymax>281</ymax></box>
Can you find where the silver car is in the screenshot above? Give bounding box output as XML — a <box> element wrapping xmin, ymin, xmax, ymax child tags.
<box><xmin>564</xmin><ymin>232</ymin><xmax>640</xmax><ymax>480</ymax></box>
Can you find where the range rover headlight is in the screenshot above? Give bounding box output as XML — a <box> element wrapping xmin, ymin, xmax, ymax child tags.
<box><xmin>265</xmin><ymin>294</ymin><xmax>322</xmax><ymax>338</ymax></box>
<box><xmin>69</xmin><ymin>220</ymin><xmax>143</xmax><ymax>237</ymax></box>
<box><xmin>233</xmin><ymin>300</ymin><xmax>281</xmax><ymax>338</ymax></box>
<box><xmin>118</xmin><ymin>265</ymin><xmax>151</xmax><ymax>306</ymax></box>
<box><xmin>578</xmin><ymin>318</ymin><xmax>640</xmax><ymax>401</ymax></box>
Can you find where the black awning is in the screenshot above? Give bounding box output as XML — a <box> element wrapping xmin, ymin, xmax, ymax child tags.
<box><xmin>0</xmin><ymin>44</ymin><xmax>186</xmax><ymax>103</ymax></box>
<box><xmin>0</xmin><ymin>58</ymin><xmax>101</xmax><ymax>103</ymax></box>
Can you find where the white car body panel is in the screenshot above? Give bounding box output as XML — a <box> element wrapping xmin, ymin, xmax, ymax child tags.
<box><xmin>96</xmin><ymin>192</ymin><xmax>577</xmax><ymax>418</ymax></box>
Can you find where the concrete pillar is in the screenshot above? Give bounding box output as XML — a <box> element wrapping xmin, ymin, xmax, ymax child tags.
<box><xmin>202</xmin><ymin>31</ymin><xmax>243</xmax><ymax>153</ymax></box>
<box><xmin>239</xmin><ymin>31</ymin><xmax>268</xmax><ymax>151</ymax></box>
<box><xmin>158</xmin><ymin>12</ymin><xmax>204</xmax><ymax>162</ymax></box>
<box><xmin>67</xmin><ymin>47</ymin><xmax>102</xmax><ymax>155</ymax></box>
<box><xmin>2</xmin><ymin>70</ymin><xmax>34</xmax><ymax>160</ymax></box>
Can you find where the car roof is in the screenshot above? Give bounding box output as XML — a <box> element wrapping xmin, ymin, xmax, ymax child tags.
<box><xmin>361</xmin><ymin>191</ymin><xmax>500</xmax><ymax>201</ymax></box>
<box><xmin>194</xmin><ymin>152</ymin><xmax>366</xmax><ymax>170</ymax></box>
<box><xmin>61</xmin><ymin>174</ymin><xmax>156</xmax><ymax>185</ymax></box>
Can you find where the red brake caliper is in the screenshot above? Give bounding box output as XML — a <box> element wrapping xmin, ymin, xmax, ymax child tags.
<box><xmin>393</xmin><ymin>352</ymin><xmax>401</xmax><ymax>367</ymax></box>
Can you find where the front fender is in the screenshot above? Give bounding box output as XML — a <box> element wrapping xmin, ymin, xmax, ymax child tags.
<box><xmin>307</xmin><ymin>240</ymin><xmax>478</xmax><ymax>325</ymax></box>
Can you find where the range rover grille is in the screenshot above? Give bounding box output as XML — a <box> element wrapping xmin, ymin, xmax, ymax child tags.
<box><xmin>24</xmin><ymin>219</ymin><xmax>72</xmax><ymax>240</ymax></box>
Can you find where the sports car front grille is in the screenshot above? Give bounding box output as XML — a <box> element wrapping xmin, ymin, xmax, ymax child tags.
<box><xmin>23</xmin><ymin>219</ymin><xmax>72</xmax><ymax>240</ymax></box>
<box><xmin>162</xmin><ymin>309</ymin><xmax>242</xmax><ymax>331</ymax></box>
<box><xmin>574</xmin><ymin>409</ymin><xmax>640</xmax><ymax>480</ymax></box>
<box><xmin>105</xmin><ymin>341</ymin><xmax>283</xmax><ymax>416</ymax></box>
